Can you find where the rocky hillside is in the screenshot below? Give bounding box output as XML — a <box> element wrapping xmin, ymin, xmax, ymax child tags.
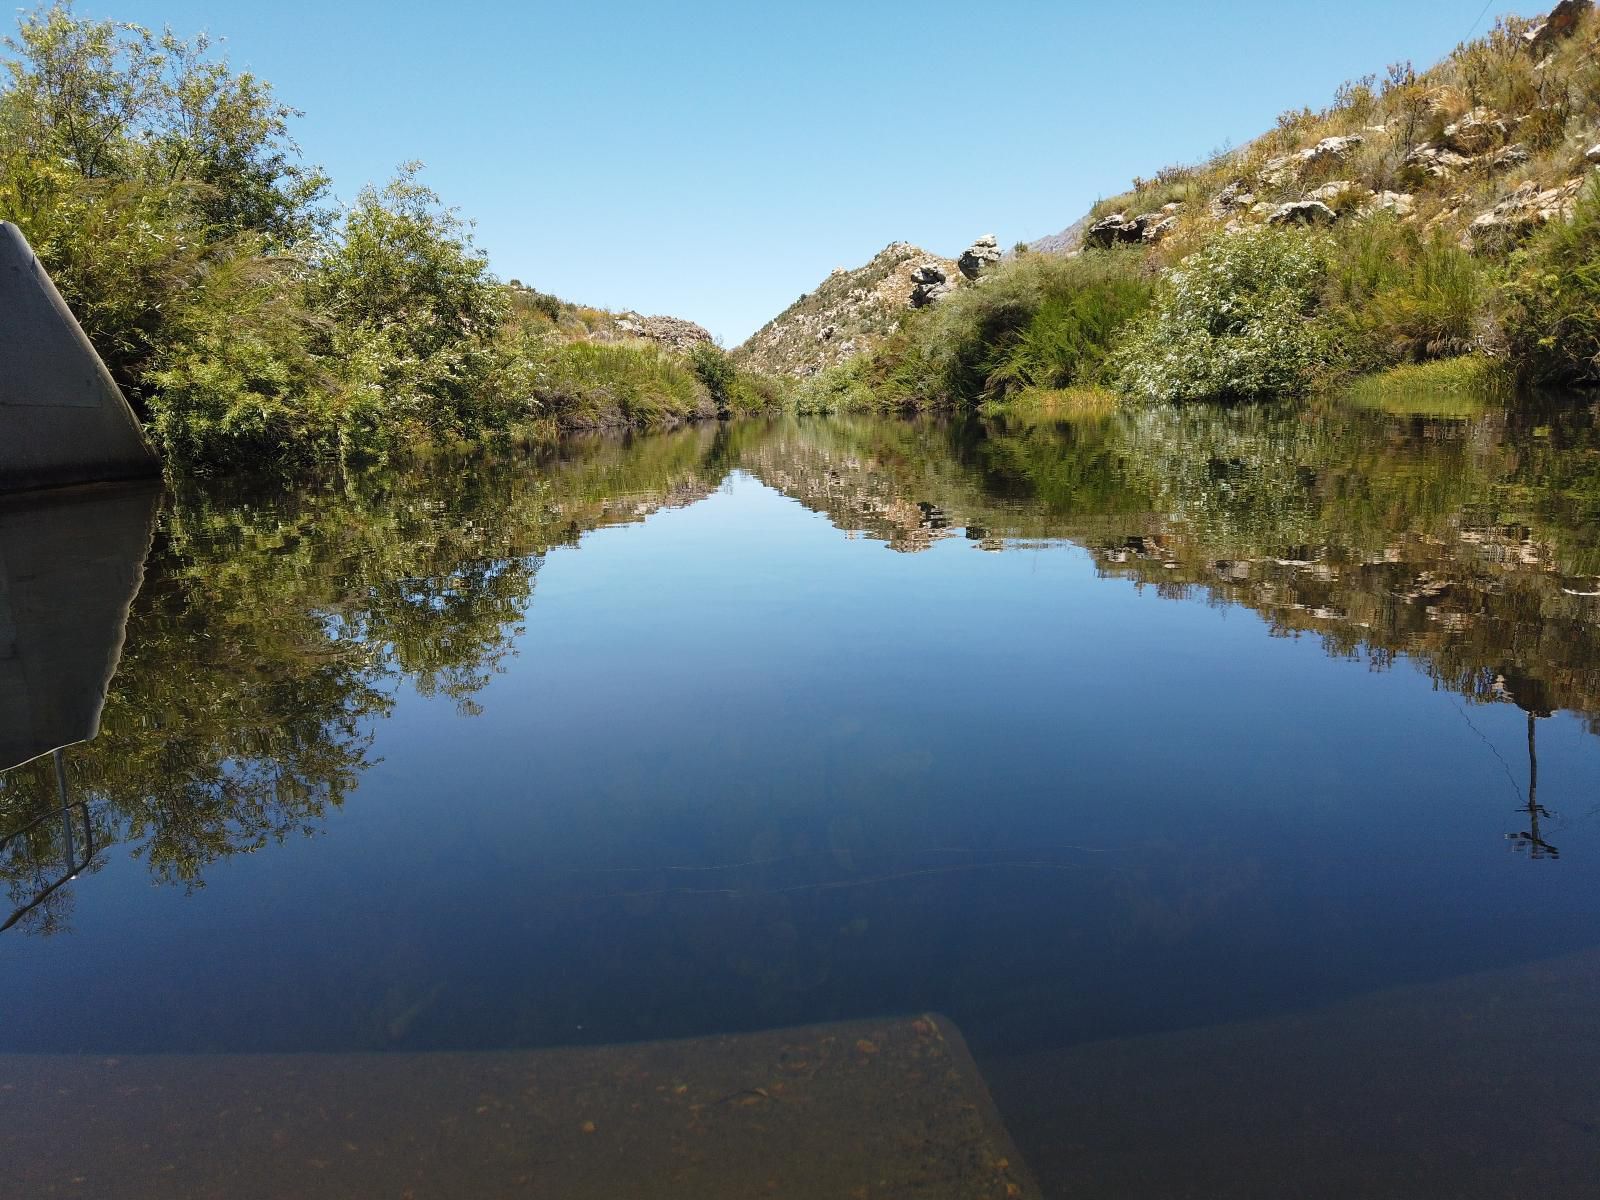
<box><xmin>733</xmin><ymin>237</ymin><xmax>1000</xmax><ymax>378</ymax></box>
<box><xmin>505</xmin><ymin>283</ymin><xmax>714</xmax><ymax>351</ymax></box>
<box><xmin>1026</xmin><ymin>1</ymin><xmax>1600</xmax><ymax>262</ymax></box>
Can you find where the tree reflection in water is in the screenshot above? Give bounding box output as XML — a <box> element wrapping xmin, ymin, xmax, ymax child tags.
<box><xmin>6</xmin><ymin>396</ymin><xmax>1599</xmax><ymax>932</ymax></box>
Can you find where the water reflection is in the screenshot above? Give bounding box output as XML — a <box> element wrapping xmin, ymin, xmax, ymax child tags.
<box><xmin>5</xmin><ymin>401</ymin><xmax>1600</xmax><ymax>1198</ymax></box>
<box><xmin>0</xmin><ymin>483</ymin><xmax>156</xmax><ymax>932</ymax></box>
<box><xmin>0</xmin><ymin>483</ymin><xmax>157</xmax><ymax>772</ymax></box>
<box><xmin>7</xmin><ymin>401</ymin><xmax>1600</xmax><ymax>935</ymax></box>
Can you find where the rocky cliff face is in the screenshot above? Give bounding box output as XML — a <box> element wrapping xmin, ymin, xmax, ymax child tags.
<box><xmin>732</xmin><ymin>242</ymin><xmax>964</xmax><ymax>378</ymax></box>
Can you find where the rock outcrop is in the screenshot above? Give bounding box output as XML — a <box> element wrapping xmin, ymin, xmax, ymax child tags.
<box><xmin>910</xmin><ymin>263</ymin><xmax>955</xmax><ymax>307</ymax></box>
<box><xmin>614</xmin><ymin>313</ymin><xmax>714</xmax><ymax>353</ymax></box>
<box><xmin>986</xmin><ymin>0</ymin><xmax>1598</xmax><ymax>276</ymax></box>
<box><xmin>957</xmin><ymin>234</ymin><xmax>1002</xmax><ymax>280</ymax></box>
<box><xmin>1404</xmin><ymin>143</ymin><xmax>1475</xmax><ymax>179</ymax></box>
<box><xmin>1468</xmin><ymin>178</ymin><xmax>1584</xmax><ymax>246</ymax></box>
<box><xmin>1440</xmin><ymin>107</ymin><xmax>1508</xmax><ymax>155</ymax></box>
<box><xmin>1524</xmin><ymin>0</ymin><xmax>1592</xmax><ymax>47</ymax></box>
<box><xmin>1268</xmin><ymin>199</ymin><xmax>1339</xmax><ymax>227</ymax></box>
<box><xmin>1489</xmin><ymin>143</ymin><xmax>1531</xmax><ymax>171</ymax></box>
<box><xmin>1263</xmin><ymin>135</ymin><xmax>1364</xmax><ymax>185</ymax></box>
<box><xmin>1086</xmin><ymin>208</ymin><xmax>1180</xmax><ymax>249</ymax></box>
<box><xmin>1211</xmin><ymin>181</ymin><xmax>1257</xmax><ymax>216</ymax></box>
<box><xmin>1367</xmin><ymin>190</ymin><xmax>1416</xmax><ymax>217</ymax></box>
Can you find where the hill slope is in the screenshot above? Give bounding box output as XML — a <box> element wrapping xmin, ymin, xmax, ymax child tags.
<box><xmin>732</xmin><ymin>242</ymin><xmax>966</xmax><ymax>378</ymax></box>
<box><xmin>1026</xmin><ymin>2</ymin><xmax>1600</xmax><ymax>263</ymax></box>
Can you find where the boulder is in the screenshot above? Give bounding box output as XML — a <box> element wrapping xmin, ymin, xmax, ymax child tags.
<box><xmin>1086</xmin><ymin>211</ymin><xmax>1175</xmax><ymax>249</ymax></box>
<box><xmin>1302</xmin><ymin>134</ymin><xmax>1365</xmax><ymax>169</ymax></box>
<box><xmin>1211</xmin><ymin>181</ymin><xmax>1256</xmax><ymax>216</ymax></box>
<box><xmin>1308</xmin><ymin>180</ymin><xmax>1372</xmax><ymax>208</ymax></box>
<box><xmin>909</xmin><ymin>263</ymin><xmax>953</xmax><ymax>308</ymax></box>
<box><xmin>1489</xmin><ymin>143</ymin><xmax>1531</xmax><ymax>171</ymax></box>
<box><xmin>1441</xmin><ymin>108</ymin><xmax>1508</xmax><ymax>155</ymax></box>
<box><xmin>1469</xmin><ymin>178</ymin><xmax>1584</xmax><ymax>247</ymax></box>
<box><xmin>1585</xmin><ymin>143</ymin><xmax>1600</xmax><ymax>164</ymax></box>
<box><xmin>1404</xmin><ymin>143</ymin><xmax>1474</xmax><ymax>178</ymax></box>
<box><xmin>1085</xmin><ymin>212</ymin><xmax>1136</xmax><ymax>248</ymax></box>
<box><xmin>1523</xmin><ymin>0</ymin><xmax>1591</xmax><ymax>47</ymax></box>
<box><xmin>1267</xmin><ymin>199</ymin><xmax>1339</xmax><ymax>227</ymax></box>
<box><xmin>956</xmin><ymin>234</ymin><xmax>1002</xmax><ymax>280</ymax></box>
<box><xmin>1137</xmin><ymin>214</ymin><xmax>1178</xmax><ymax>244</ymax></box>
<box><xmin>1261</xmin><ymin>135</ymin><xmax>1365</xmax><ymax>186</ymax></box>
<box><xmin>1366</xmin><ymin>190</ymin><xmax>1416</xmax><ymax>217</ymax></box>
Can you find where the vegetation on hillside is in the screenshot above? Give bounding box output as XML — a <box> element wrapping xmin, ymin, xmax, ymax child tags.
<box><xmin>811</xmin><ymin>5</ymin><xmax>1600</xmax><ymax>413</ymax></box>
<box><xmin>0</xmin><ymin>3</ymin><xmax>775</xmax><ymax>472</ymax></box>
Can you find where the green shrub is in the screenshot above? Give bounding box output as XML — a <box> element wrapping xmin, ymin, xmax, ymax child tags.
<box><xmin>144</xmin><ymin>164</ymin><xmax>520</xmax><ymax>465</ymax></box>
<box><xmin>688</xmin><ymin>342</ymin><xmax>737</xmax><ymax>415</ymax></box>
<box><xmin>1110</xmin><ymin>227</ymin><xmax>1336</xmax><ymax>402</ymax></box>
<box><xmin>3</xmin><ymin>5</ymin><xmax>769</xmax><ymax>469</ymax></box>
<box><xmin>0</xmin><ymin>3</ymin><xmax>322</xmax><ymax>398</ymax></box>
<box><xmin>1501</xmin><ymin>175</ymin><xmax>1600</xmax><ymax>387</ymax></box>
<box><xmin>725</xmin><ymin>366</ymin><xmax>789</xmax><ymax>414</ymax></box>
<box><xmin>793</xmin><ymin>359</ymin><xmax>877</xmax><ymax>414</ymax></box>
<box><xmin>146</xmin><ymin>250</ymin><xmax>335</xmax><ymax>467</ymax></box>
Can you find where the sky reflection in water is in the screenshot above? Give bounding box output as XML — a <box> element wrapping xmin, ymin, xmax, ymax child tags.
<box><xmin>3</xmin><ymin>402</ymin><xmax>1598</xmax><ymax>1072</ymax></box>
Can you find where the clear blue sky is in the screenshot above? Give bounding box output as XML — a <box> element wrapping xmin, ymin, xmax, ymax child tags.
<box><xmin>80</xmin><ymin>0</ymin><xmax>1536</xmax><ymax>344</ymax></box>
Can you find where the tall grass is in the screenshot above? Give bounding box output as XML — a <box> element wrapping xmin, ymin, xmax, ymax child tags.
<box><xmin>535</xmin><ymin>341</ymin><xmax>712</xmax><ymax>428</ymax></box>
<box><xmin>1327</xmin><ymin>213</ymin><xmax>1488</xmax><ymax>369</ymax></box>
<box><xmin>856</xmin><ymin>250</ymin><xmax>1154</xmax><ymax>410</ymax></box>
<box><xmin>1501</xmin><ymin>174</ymin><xmax>1600</xmax><ymax>387</ymax></box>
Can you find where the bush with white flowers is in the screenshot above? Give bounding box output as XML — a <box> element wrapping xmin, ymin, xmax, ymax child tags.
<box><xmin>1111</xmin><ymin>227</ymin><xmax>1337</xmax><ymax>402</ymax></box>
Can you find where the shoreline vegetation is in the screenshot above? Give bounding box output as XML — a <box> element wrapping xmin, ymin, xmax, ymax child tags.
<box><xmin>795</xmin><ymin>3</ymin><xmax>1600</xmax><ymax>419</ymax></box>
<box><xmin>0</xmin><ymin>3</ymin><xmax>781</xmax><ymax>472</ymax></box>
<box><xmin>5</xmin><ymin>4</ymin><xmax>1600</xmax><ymax>477</ymax></box>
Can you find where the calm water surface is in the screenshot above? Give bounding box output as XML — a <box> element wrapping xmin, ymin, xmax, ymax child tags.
<box><xmin>4</xmin><ymin>400</ymin><xmax>1600</xmax><ymax>1195</ymax></box>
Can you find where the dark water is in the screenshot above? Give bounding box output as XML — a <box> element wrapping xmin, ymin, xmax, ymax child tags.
<box><xmin>5</xmin><ymin>399</ymin><xmax>1600</xmax><ymax>1195</ymax></box>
